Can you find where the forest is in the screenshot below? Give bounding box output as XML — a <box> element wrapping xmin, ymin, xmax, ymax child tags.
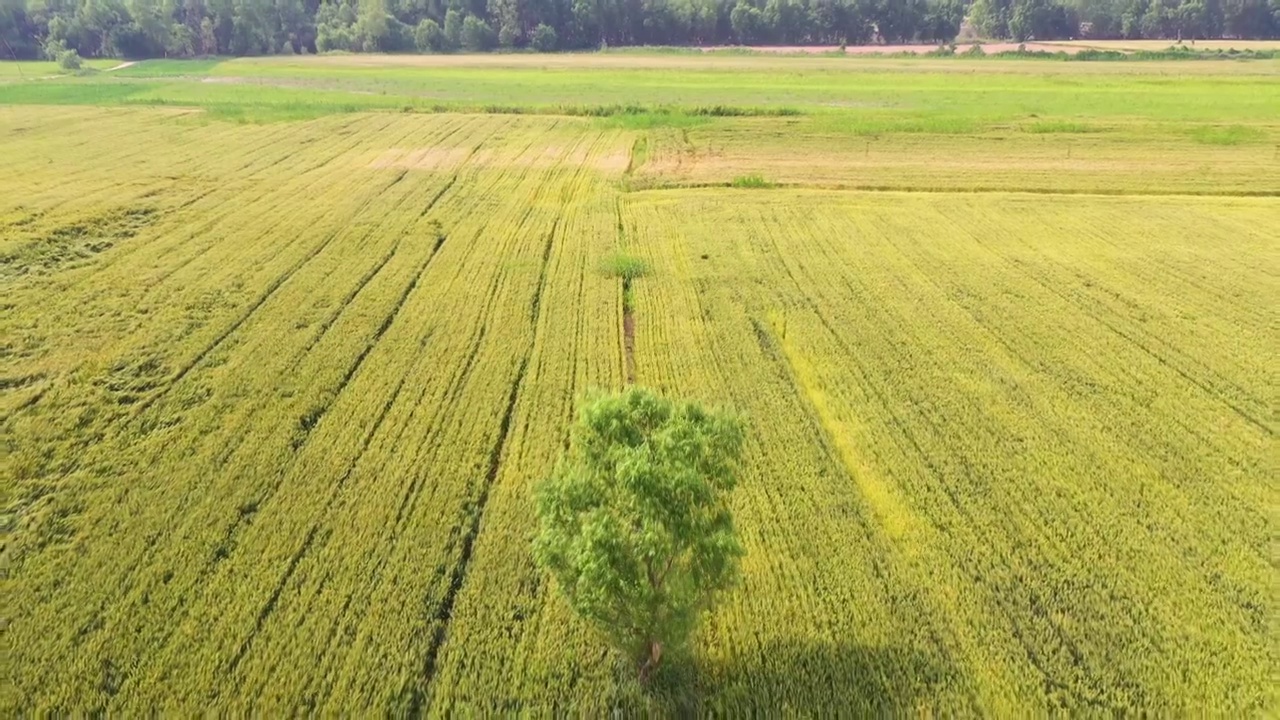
<box><xmin>1</xmin><ymin>0</ymin><xmax>1277</xmax><ymax>59</ymax></box>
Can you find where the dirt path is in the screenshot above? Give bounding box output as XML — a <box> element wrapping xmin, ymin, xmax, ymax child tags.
<box><xmin>623</xmin><ymin>308</ymin><xmax>636</xmax><ymax>384</ymax></box>
<box><xmin>105</xmin><ymin>61</ymin><xmax>138</xmax><ymax>72</ymax></box>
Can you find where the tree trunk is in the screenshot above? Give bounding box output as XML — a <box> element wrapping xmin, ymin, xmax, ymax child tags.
<box><xmin>638</xmin><ymin>639</ymin><xmax>663</xmax><ymax>685</ymax></box>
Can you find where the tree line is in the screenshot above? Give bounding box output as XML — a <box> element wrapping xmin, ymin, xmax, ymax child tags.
<box><xmin>2</xmin><ymin>0</ymin><xmax>1277</xmax><ymax>60</ymax></box>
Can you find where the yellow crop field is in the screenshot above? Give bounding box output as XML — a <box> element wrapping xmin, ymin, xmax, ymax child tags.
<box><xmin>2</xmin><ymin>55</ymin><xmax>1277</xmax><ymax>714</ymax></box>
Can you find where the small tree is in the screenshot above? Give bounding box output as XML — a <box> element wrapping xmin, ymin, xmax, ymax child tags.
<box><xmin>534</xmin><ymin>387</ymin><xmax>746</xmax><ymax>684</ymax></box>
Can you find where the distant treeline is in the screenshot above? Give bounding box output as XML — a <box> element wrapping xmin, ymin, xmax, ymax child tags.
<box><xmin>1</xmin><ymin>0</ymin><xmax>1277</xmax><ymax>59</ymax></box>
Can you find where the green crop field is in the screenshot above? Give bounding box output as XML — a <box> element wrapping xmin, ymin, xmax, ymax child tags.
<box><xmin>2</xmin><ymin>54</ymin><xmax>1277</xmax><ymax>714</ymax></box>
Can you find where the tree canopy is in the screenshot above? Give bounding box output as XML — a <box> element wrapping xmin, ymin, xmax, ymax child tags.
<box><xmin>3</xmin><ymin>0</ymin><xmax>1275</xmax><ymax>60</ymax></box>
<box><xmin>533</xmin><ymin>387</ymin><xmax>746</xmax><ymax>682</ymax></box>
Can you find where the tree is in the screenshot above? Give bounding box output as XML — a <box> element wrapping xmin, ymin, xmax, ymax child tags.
<box><xmin>533</xmin><ymin>387</ymin><xmax>746</xmax><ymax>684</ymax></box>
<box><xmin>199</xmin><ymin>15</ymin><xmax>218</xmax><ymax>51</ymax></box>
<box><xmin>921</xmin><ymin>0</ymin><xmax>965</xmax><ymax>41</ymax></box>
<box><xmin>870</xmin><ymin>0</ymin><xmax>926</xmax><ymax>43</ymax></box>
<box><xmin>488</xmin><ymin>0</ymin><xmax>521</xmax><ymax>45</ymax></box>
<box><xmin>415</xmin><ymin>16</ymin><xmax>446</xmax><ymax>47</ymax></box>
<box><xmin>1</xmin><ymin>0</ymin><xmax>43</xmax><ymax>59</ymax></box>
<box><xmin>729</xmin><ymin>0</ymin><xmax>762</xmax><ymax>42</ymax></box>
<box><xmin>355</xmin><ymin>0</ymin><xmax>390</xmax><ymax>48</ymax></box>
<box><xmin>460</xmin><ymin>12</ymin><xmax>494</xmax><ymax>47</ymax></box>
<box><xmin>167</xmin><ymin>20</ymin><xmax>196</xmax><ymax>54</ymax></box>
<box><xmin>1010</xmin><ymin>0</ymin><xmax>1060</xmax><ymax>39</ymax></box>
<box><xmin>228</xmin><ymin>0</ymin><xmax>273</xmax><ymax>53</ymax></box>
<box><xmin>529</xmin><ymin>20</ymin><xmax>557</xmax><ymax>48</ymax></box>
<box><xmin>442</xmin><ymin>6</ymin><xmax>463</xmax><ymax>46</ymax></box>
<box><xmin>969</xmin><ymin>0</ymin><xmax>1012</xmax><ymax>36</ymax></box>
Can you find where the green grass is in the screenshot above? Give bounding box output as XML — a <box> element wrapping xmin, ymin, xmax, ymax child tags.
<box><xmin>598</xmin><ymin>251</ymin><xmax>649</xmax><ymax>281</ymax></box>
<box><xmin>730</xmin><ymin>173</ymin><xmax>774</xmax><ymax>188</ymax></box>
<box><xmin>808</xmin><ymin>113</ymin><xmax>984</xmax><ymax>136</ymax></box>
<box><xmin>111</xmin><ymin>58</ymin><xmax>227</xmax><ymax>77</ymax></box>
<box><xmin>4</xmin><ymin>54</ymin><xmax>1278</xmax><ymax>125</ymax></box>
<box><xmin>1188</xmin><ymin>124</ymin><xmax>1268</xmax><ymax>145</ymax></box>
<box><xmin>0</xmin><ymin>58</ymin><xmax>118</xmax><ymax>76</ymax></box>
<box><xmin>1020</xmin><ymin>119</ymin><xmax>1107</xmax><ymax>134</ymax></box>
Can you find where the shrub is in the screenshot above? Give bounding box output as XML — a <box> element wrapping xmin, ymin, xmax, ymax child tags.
<box><xmin>731</xmin><ymin>174</ymin><xmax>773</xmax><ymax>189</ymax></box>
<box><xmin>56</xmin><ymin>48</ymin><xmax>82</xmax><ymax>71</ymax></box>
<box><xmin>599</xmin><ymin>252</ymin><xmax>648</xmax><ymax>281</ymax></box>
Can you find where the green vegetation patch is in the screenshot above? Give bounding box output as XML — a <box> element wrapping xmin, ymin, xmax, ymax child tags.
<box><xmin>599</xmin><ymin>251</ymin><xmax>649</xmax><ymax>281</ymax></box>
<box><xmin>1021</xmin><ymin>120</ymin><xmax>1107</xmax><ymax>134</ymax></box>
<box><xmin>730</xmin><ymin>174</ymin><xmax>774</xmax><ymax>188</ymax></box>
<box><xmin>112</xmin><ymin>58</ymin><xmax>227</xmax><ymax>77</ymax></box>
<box><xmin>1188</xmin><ymin>124</ymin><xmax>1267</xmax><ymax>145</ymax></box>
<box><xmin>0</xmin><ymin>79</ymin><xmax>158</xmax><ymax>105</ymax></box>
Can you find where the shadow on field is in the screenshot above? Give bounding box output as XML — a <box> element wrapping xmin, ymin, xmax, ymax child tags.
<box><xmin>645</xmin><ymin>639</ymin><xmax>966</xmax><ymax>714</ymax></box>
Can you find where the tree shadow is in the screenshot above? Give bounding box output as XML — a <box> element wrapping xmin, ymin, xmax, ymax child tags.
<box><xmin>643</xmin><ymin>638</ymin><xmax>970</xmax><ymax>715</ymax></box>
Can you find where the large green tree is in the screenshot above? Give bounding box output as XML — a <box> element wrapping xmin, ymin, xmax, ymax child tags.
<box><xmin>533</xmin><ymin>387</ymin><xmax>746</xmax><ymax>683</ymax></box>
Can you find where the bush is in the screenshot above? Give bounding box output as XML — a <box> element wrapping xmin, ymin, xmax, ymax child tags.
<box><xmin>415</xmin><ymin>19</ymin><xmax>445</xmax><ymax>52</ymax></box>
<box><xmin>731</xmin><ymin>174</ymin><xmax>773</xmax><ymax>189</ymax></box>
<box><xmin>56</xmin><ymin>48</ymin><xmax>82</xmax><ymax>71</ymax></box>
<box><xmin>530</xmin><ymin>23</ymin><xmax>557</xmax><ymax>52</ymax></box>
<box><xmin>460</xmin><ymin>15</ymin><xmax>495</xmax><ymax>51</ymax></box>
<box><xmin>599</xmin><ymin>252</ymin><xmax>648</xmax><ymax>281</ymax></box>
<box><xmin>963</xmin><ymin>42</ymin><xmax>986</xmax><ymax>57</ymax></box>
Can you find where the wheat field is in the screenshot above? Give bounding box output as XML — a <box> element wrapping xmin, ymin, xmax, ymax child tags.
<box><xmin>2</xmin><ymin>56</ymin><xmax>1277</xmax><ymax>713</ymax></box>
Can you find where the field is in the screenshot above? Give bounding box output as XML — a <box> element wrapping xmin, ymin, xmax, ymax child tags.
<box><xmin>2</xmin><ymin>54</ymin><xmax>1278</xmax><ymax>714</ymax></box>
